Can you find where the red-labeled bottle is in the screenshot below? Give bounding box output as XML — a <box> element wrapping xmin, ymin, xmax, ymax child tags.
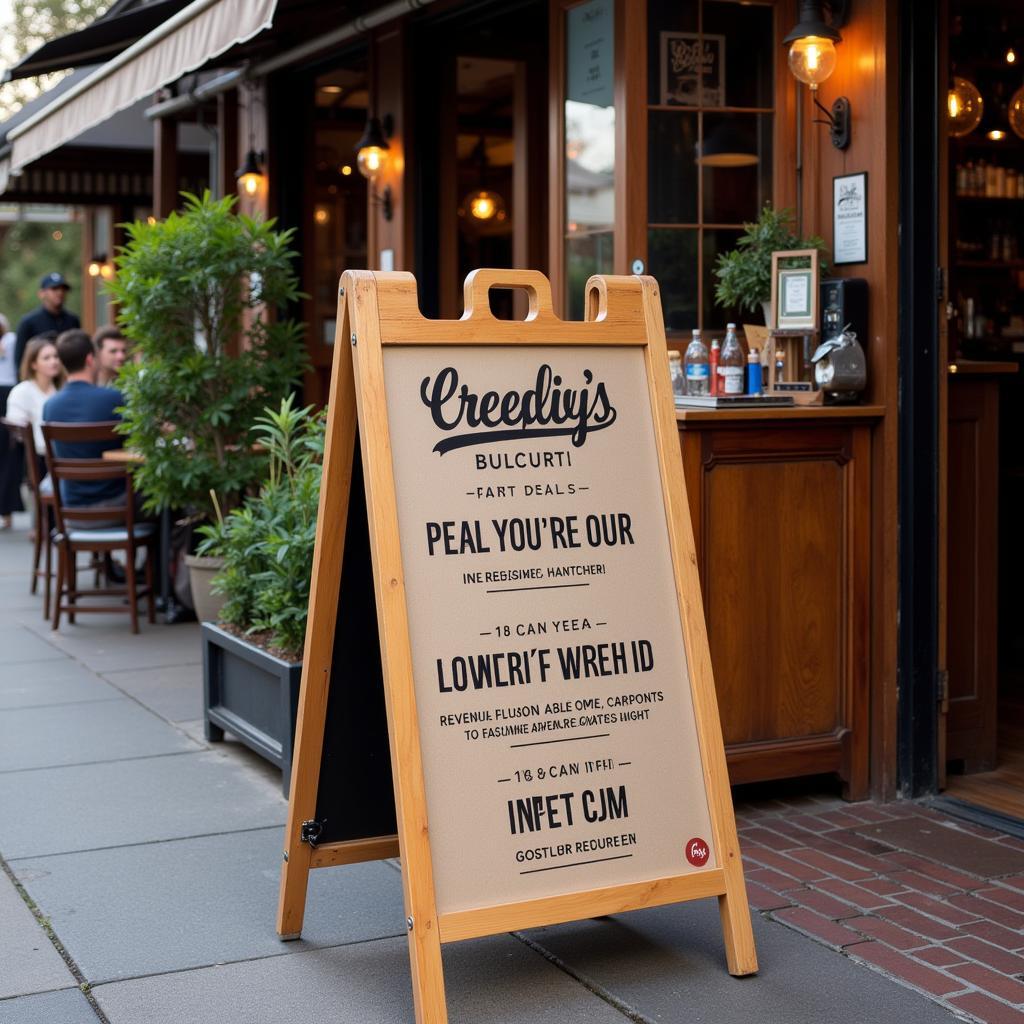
<box><xmin>709</xmin><ymin>335</ymin><xmax>721</xmax><ymax>396</ymax></box>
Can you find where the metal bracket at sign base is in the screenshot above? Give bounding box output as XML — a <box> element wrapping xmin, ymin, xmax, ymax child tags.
<box><xmin>300</xmin><ymin>820</ymin><xmax>323</xmax><ymax>847</ymax></box>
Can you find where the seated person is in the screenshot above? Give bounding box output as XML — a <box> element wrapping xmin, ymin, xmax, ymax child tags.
<box><xmin>42</xmin><ymin>329</ymin><xmax>124</xmax><ymax>508</ymax></box>
<box><xmin>6</xmin><ymin>333</ymin><xmax>62</xmax><ymax>475</ymax></box>
<box><xmin>93</xmin><ymin>325</ymin><xmax>128</xmax><ymax>389</ymax></box>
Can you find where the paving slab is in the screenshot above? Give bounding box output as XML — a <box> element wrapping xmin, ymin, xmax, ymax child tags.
<box><xmin>0</xmin><ymin>871</ymin><xmax>77</xmax><ymax>1000</ymax></box>
<box><xmin>26</xmin><ymin>622</ymin><xmax>201</xmax><ymax>675</ymax></box>
<box><xmin>523</xmin><ymin>900</ymin><xmax>959</xmax><ymax>1023</ymax></box>
<box><xmin>175</xmin><ymin>718</ymin><xmax>289</xmax><ymax>789</ymax></box>
<box><xmin>13</xmin><ymin>828</ymin><xmax>406</xmax><ymax>983</ymax></box>
<box><xmin>0</xmin><ymin>750</ymin><xmax>286</xmax><ymax>859</ymax></box>
<box><xmin>0</xmin><ymin>988</ymin><xmax>96</xmax><ymax>1024</ymax></box>
<box><xmin>0</xmin><ymin>626</ymin><xmax>66</xmax><ymax>666</ymax></box>
<box><xmin>0</xmin><ymin>699</ymin><xmax>199</xmax><ymax>772</ymax></box>
<box><xmin>0</xmin><ymin>660</ymin><xmax>122</xmax><ymax>711</ymax></box>
<box><xmin>101</xmin><ymin>663</ymin><xmax>202</xmax><ymax>723</ymax></box>
<box><xmin>93</xmin><ymin>932</ymin><xmax>627</xmax><ymax>1024</ymax></box>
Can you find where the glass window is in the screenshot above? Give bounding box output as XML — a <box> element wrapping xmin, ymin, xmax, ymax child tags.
<box><xmin>648</xmin><ymin>111</ymin><xmax>699</xmax><ymax>225</ymax></box>
<box><xmin>564</xmin><ymin>0</ymin><xmax>615</xmax><ymax>319</ymax></box>
<box><xmin>646</xmin><ymin>0</ymin><xmax>776</xmax><ymax>336</ymax></box>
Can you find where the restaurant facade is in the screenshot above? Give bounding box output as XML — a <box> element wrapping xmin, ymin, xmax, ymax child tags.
<box><xmin>2</xmin><ymin>0</ymin><xmax>1020</xmax><ymax>817</ymax></box>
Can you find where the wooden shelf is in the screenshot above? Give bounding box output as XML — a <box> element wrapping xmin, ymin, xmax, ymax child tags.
<box><xmin>949</xmin><ymin>360</ymin><xmax>1019</xmax><ymax>376</ymax></box>
<box><xmin>675</xmin><ymin>404</ymin><xmax>884</xmax><ymax>424</ymax></box>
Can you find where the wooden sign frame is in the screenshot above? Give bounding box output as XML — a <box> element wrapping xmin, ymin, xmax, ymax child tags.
<box><xmin>769</xmin><ymin>248</ymin><xmax>820</xmax><ymax>332</ymax></box>
<box><xmin>277</xmin><ymin>268</ymin><xmax>757</xmax><ymax>1023</ymax></box>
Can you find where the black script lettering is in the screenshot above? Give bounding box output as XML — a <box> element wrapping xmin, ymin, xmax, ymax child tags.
<box><xmin>420</xmin><ymin>365</ymin><xmax>617</xmax><ymax>454</ymax></box>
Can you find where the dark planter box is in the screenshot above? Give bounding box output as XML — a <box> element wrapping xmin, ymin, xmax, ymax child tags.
<box><xmin>202</xmin><ymin>622</ymin><xmax>302</xmax><ymax>796</ymax></box>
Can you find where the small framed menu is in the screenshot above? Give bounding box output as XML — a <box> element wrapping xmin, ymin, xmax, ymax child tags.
<box><xmin>833</xmin><ymin>172</ymin><xmax>868</xmax><ymax>265</ymax></box>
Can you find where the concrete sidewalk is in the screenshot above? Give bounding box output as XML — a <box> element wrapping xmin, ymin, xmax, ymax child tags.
<box><xmin>0</xmin><ymin>512</ymin><xmax>1002</xmax><ymax>1024</ymax></box>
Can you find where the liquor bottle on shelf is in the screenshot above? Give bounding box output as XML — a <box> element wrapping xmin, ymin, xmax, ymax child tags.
<box><xmin>719</xmin><ymin>323</ymin><xmax>745</xmax><ymax>396</ymax></box>
<box><xmin>684</xmin><ymin>328</ymin><xmax>709</xmax><ymax>396</ymax></box>
<box><xmin>709</xmin><ymin>334</ymin><xmax>721</xmax><ymax>396</ymax></box>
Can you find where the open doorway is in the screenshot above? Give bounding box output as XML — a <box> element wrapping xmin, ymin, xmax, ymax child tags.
<box><xmin>455</xmin><ymin>57</ymin><xmax>517</xmax><ymax>317</ymax></box>
<box><xmin>411</xmin><ymin>0</ymin><xmax>548</xmax><ymax>319</ymax></box>
<box><xmin>941</xmin><ymin>0</ymin><xmax>1024</xmax><ymax>819</ymax></box>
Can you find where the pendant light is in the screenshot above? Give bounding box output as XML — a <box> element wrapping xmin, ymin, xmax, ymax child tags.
<box><xmin>947</xmin><ymin>77</ymin><xmax>984</xmax><ymax>137</ymax></box>
<box><xmin>459</xmin><ymin>137</ymin><xmax>506</xmax><ymax>225</ymax></box>
<box><xmin>696</xmin><ymin>121</ymin><xmax>759</xmax><ymax>167</ymax></box>
<box><xmin>1009</xmin><ymin>85</ymin><xmax>1024</xmax><ymax>140</ymax></box>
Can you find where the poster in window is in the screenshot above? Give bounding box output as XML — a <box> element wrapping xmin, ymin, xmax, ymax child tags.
<box><xmin>567</xmin><ymin>0</ymin><xmax>614</xmax><ymax>108</ymax></box>
<box><xmin>660</xmin><ymin>32</ymin><xmax>725</xmax><ymax>107</ymax></box>
<box><xmin>833</xmin><ymin>172</ymin><xmax>868</xmax><ymax>265</ymax></box>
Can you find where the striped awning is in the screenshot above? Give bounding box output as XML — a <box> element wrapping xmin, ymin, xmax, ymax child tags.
<box><xmin>6</xmin><ymin>0</ymin><xmax>277</xmax><ymax>174</ymax></box>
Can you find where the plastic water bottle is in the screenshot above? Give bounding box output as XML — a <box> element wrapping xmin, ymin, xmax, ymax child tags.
<box><xmin>684</xmin><ymin>329</ymin><xmax>710</xmax><ymax>396</ymax></box>
<box><xmin>719</xmin><ymin>323</ymin><xmax>745</xmax><ymax>396</ymax></box>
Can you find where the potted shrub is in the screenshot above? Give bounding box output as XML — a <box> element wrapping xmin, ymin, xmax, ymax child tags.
<box><xmin>713</xmin><ymin>204</ymin><xmax>829</xmax><ymax>323</ymax></box>
<box><xmin>197</xmin><ymin>396</ymin><xmax>323</xmax><ymax>793</ymax></box>
<box><xmin>107</xmin><ymin>191</ymin><xmax>307</xmax><ymax>619</ymax></box>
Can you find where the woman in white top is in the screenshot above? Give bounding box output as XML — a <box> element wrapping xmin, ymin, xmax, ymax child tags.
<box><xmin>5</xmin><ymin>336</ymin><xmax>63</xmax><ymax>482</ymax></box>
<box><xmin>0</xmin><ymin>314</ymin><xmax>21</xmax><ymax>526</ymax></box>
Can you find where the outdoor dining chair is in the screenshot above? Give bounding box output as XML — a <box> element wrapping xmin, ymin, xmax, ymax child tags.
<box><xmin>42</xmin><ymin>421</ymin><xmax>157</xmax><ymax>633</ymax></box>
<box><xmin>0</xmin><ymin>417</ymin><xmax>55</xmax><ymax>620</ymax></box>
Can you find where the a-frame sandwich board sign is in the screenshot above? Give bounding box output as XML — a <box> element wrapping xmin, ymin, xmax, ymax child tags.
<box><xmin>277</xmin><ymin>268</ymin><xmax>758</xmax><ymax>1023</ymax></box>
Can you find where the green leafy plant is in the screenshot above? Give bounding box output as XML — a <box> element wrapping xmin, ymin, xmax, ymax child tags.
<box><xmin>197</xmin><ymin>395</ymin><xmax>324</xmax><ymax>658</ymax></box>
<box><xmin>107</xmin><ymin>191</ymin><xmax>308</xmax><ymax>517</ymax></box>
<box><xmin>713</xmin><ymin>205</ymin><xmax>829</xmax><ymax>315</ymax></box>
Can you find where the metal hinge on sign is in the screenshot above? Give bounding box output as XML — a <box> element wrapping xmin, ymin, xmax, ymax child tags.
<box><xmin>300</xmin><ymin>820</ymin><xmax>323</xmax><ymax>848</ymax></box>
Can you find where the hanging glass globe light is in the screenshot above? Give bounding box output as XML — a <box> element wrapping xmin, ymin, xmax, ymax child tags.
<box><xmin>460</xmin><ymin>189</ymin><xmax>505</xmax><ymax>222</ymax></box>
<box><xmin>1009</xmin><ymin>85</ymin><xmax>1024</xmax><ymax>140</ymax></box>
<box><xmin>947</xmin><ymin>77</ymin><xmax>983</xmax><ymax>137</ymax></box>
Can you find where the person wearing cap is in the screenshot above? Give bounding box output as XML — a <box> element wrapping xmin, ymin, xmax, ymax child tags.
<box><xmin>14</xmin><ymin>273</ymin><xmax>80</xmax><ymax>381</ymax></box>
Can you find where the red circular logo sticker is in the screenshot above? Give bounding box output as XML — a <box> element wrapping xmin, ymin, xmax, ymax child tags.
<box><xmin>685</xmin><ymin>837</ymin><xmax>710</xmax><ymax>867</ymax></box>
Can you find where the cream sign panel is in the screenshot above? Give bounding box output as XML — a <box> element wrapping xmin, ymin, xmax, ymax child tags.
<box><xmin>383</xmin><ymin>344</ymin><xmax>715</xmax><ymax>915</ymax></box>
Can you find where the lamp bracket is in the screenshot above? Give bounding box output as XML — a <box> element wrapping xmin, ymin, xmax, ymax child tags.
<box><xmin>812</xmin><ymin>94</ymin><xmax>851</xmax><ymax>149</ymax></box>
<box><xmin>371</xmin><ymin>183</ymin><xmax>394</xmax><ymax>222</ymax></box>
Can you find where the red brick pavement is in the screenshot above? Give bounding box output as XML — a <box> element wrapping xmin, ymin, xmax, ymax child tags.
<box><xmin>736</xmin><ymin>796</ymin><xmax>1024</xmax><ymax>1024</ymax></box>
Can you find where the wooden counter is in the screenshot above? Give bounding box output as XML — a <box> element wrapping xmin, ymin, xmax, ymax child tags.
<box><xmin>677</xmin><ymin>406</ymin><xmax>884</xmax><ymax>799</ymax></box>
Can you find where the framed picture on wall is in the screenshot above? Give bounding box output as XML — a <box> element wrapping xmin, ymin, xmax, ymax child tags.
<box><xmin>833</xmin><ymin>172</ymin><xmax>868</xmax><ymax>265</ymax></box>
<box><xmin>770</xmin><ymin>249</ymin><xmax>820</xmax><ymax>331</ymax></box>
<box><xmin>660</xmin><ymin>32</ymin><xmax>725</xmax><ymax>107</ymax></box>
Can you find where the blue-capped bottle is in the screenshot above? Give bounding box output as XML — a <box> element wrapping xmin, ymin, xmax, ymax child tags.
<box><xmin>684</xmin><ymin>328</ymin><xmax>710</xmax><ymax>396</ymax></box>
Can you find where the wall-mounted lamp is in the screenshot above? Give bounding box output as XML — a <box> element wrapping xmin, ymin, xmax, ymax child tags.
<box><xmin>784</xmin><ymin>0</ymin><xmax>851</xmax><ymax>150</ymax></box>
<box><xmin>355</xmin><ymin>115</ymin><xmax>393</xmax><ymax>221</ymax></box>
<box><xmin>235</xmin><ymin>149</ymin><xmax>265</xmax><ymax>196</ymax></box>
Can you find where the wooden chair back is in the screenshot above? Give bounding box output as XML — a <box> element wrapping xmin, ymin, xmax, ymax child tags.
<box><xmin>41</xmin><ymin>421</ymin><xmax>135</xmax><ymax>535</ymax></box>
